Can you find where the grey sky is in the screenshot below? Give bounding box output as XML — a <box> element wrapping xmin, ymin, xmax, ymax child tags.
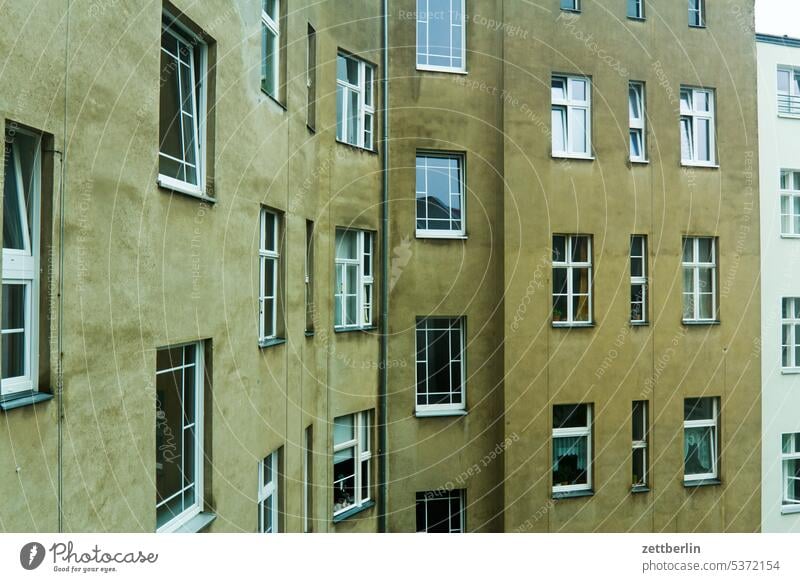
<box><xmin>756</xmin><ymin>0</ymin><xmax>800</xmax><ymax>38</ymax></box>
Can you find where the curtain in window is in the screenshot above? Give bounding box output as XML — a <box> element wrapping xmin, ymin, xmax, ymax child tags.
<box><xmin>684</xmin><ymin>426</ymin><xmax>714</xmax><ymax>475</ymax></box>
<box><xmin>552</xmin><ymin>435</ymin><xmax>587</xmax><ymax>486</ymax></box>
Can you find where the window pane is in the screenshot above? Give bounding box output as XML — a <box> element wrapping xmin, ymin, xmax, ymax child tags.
<box><xmin>335</xmin><ymin>230</ymin><xmax>357</xmax><ymax>259</ymax></box>
<box><xmin>630</xmin><ymin>130</ymin><xmax>642</xmax><ymax>158</ymax></box>
<box><xmin>685</xmin><ymin>426</ymin><xmax>714</xmax><ymax>476</ymax></box>
<box><xmin>633</xmin><ymin>447</ymin><xmax>646</xmax><ymax>486</ymax></box>
<box><xmin>684</xmin><ymin>397</ymin><xmax>714</xmax><ymax>421</ymax></box>
<box><xmin>779</xmin><ymin>70</ymin><xmax>791</xmax><ymax>93</ymax></box>
<box><xmin>629</xmin><ymin>85</ymin><xmax>641</xmax><ymax>119</ymax></box>
<box><xmin>571</xmin><ymin>236</ymin><xmax>589</xmax><ymax>262</ymax></box>
<box><xmin>697</xmin><ymin>118</ymin><xmax>711</xmax><ymax>162</ymax></box>
<box><xmin>569</xmin><ymin>107</ymin><xmax>587</xmax><ymax>154</ymax></box>
<box><xmin>552</xmin><ymin>107</ymin><xmax>566</xmax><ymax>152</ymax></box>
<box><xmin>262</xmin><ymin>25</ymin><xmax>278</xmax><ymax>97</ymax></box>
<box><xmin>336</xmin><ymin>84</ymin><xmax>345</xmax><ymax>142</ymax></box>
<box><xmin>680</xmin><ymin>117</ymin><xmax>693</xmax><ymax>160</ymax></box>
<box><xmin>553</xmin><ymin>404</ymin><xmax>587</xmax><ymax>429</ymax></box>
<box><xmin>697</xmin><ymin>238</ymin><xmax>713</xmax><ymax>263</ymax></box>
<box><xmin>334</xmin><ymin>414</ymin><xmax>354</xmax><ymax>446</ymax></box>
<box><xmin>347</xmin><ymin>89</ymin><xmax>359</xmax><ymax>145</ymax></box>
<box><xmin>551</xmin><ymin>78</ymin><xmax>566</xmax><ymax>101</ymax></box>
<box><xmin>632</xmin><ymin>401</ymin><xmax>646</xmax><ymax>442</ymax></box>
<box><xmin>553</xmin><ymin>235</ymin><xmax>566</xmax><ymax>262</ymax></box>
<box><xmin>553</xmin><ymin>435</ymin><xmax>588</xmax><ymax>486</ymax></box>
<box><xmin>570</xmin><ymin>78</ymin><xmax>587</xmax><ymax>102</ymax></box>
<box><xmin>3</xmin><ymin>144</ymin><xmax>26</xmax><ymax>250</ymax></box>
<box><xmin>1</xmin><ymin>284</ymin><xmax>26</xmax><ymax>379</ymax></box>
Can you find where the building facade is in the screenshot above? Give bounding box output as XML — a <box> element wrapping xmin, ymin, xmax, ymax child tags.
<box><xmin>0</xmin><ymin>0</ymin><xmax>762</xmax><ymax>533</ymax></box>
<box><xmin>387</xmin><ymin>0</ymin><xmax>761</xmax><ymax>532</ymax></box>
<box><xmin>757</xmin><ymin>33</ymin><xmax>800</xmax><ymax>533</ymax></box>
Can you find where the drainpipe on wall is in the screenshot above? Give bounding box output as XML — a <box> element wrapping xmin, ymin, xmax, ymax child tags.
<box><xmin>57</xmin><ymin>0</ymin><xmax>71</xmax><ymax>533</ymax></box>
<box><xmin>378</xmin><ymin>0</ymin><xmax>390</xmax><ymax>534</ymax></box>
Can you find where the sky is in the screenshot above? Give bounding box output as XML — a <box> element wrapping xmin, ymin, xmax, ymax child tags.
<box><xmin>755</xmin><ymin>0</ymin><xmax>800</xmax><ymax>38</ymax></box>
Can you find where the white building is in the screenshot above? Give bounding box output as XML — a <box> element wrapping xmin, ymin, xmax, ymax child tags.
<box><xmin>757</xmin><ymin>33</ymin><xmax>800</xmax><ymax>533</ymax></box>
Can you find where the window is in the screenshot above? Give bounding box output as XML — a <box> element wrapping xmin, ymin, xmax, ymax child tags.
<box><xmin>2</xmin><ymin>128</ymin><xmax>41</xmax><ymax>397</ymax></box>
<box><xmin>561</xmin><ymin>0</ymin><xmax>580</xmax><ymax>11</ymax></box>
<box><xmin>261</xmin><ymin>0</ymin><xmax>280</xmax><ymax>99</ymax></box>
<box><xmin>415</xmin><ymin>490</ymin><xmax>465</xmax><ymax>532</ymax></box>
<box><xmin>416</xmin><ymin>153</ymin><xmax>465</xmax><ymax>237</ymax></box>
<box><xmin>683</xmin><ymin>397</ymin><xmax>719</xmax><ymax>482</ymax></box>
<box><xmin>780</xmin><ymin>170</ymin><xmax>800</xmax><ymax>236</ymax></box>
<box><xmin>552</xmin><ymin>235</ymin><xmax>592</xmax><ymax>325</ymax></box>
<box><xmin>258</xmin><ymin>450</ymin><xmax>280</xmax><ymax>533</ymax></box>
<box><xmin>159</xmin><ymin>15</ymin><xmax>208</xmax><ymax>197</ymax></box>
<box><xmin>632</xmin><ymin>401</ymin><xmax>648</xmax><ymax>489</ymax></box>
<box><xmin>259</xmin><ymin>209</ymin><xmax>281</xmax><ymax>343</ymax></box>
<box><xmin>416</xmin><ymin>317</ymin><xmax>465</xmax><ymax>413</ymax></box>
<box><xmin>156</xmin><ymin>343</ymin><xmax>205</xmax><ymax>532</ymax></box>
<box><xmin>778</xmin><ymin>67</ymin><xmax>800</xmax><ymax>116</ymax></box>
<box><xmin>552</xmin><ymin>75</ymin><xmax>591</xmax><ymax>157</ymax></box>
<box><xmin>416</xmin><ymin>0</ymin><xmax>465</xmax><ymax>72</ymax></box>
<box><xmin>552</xmin><ymin>404</ymin><xmax>592</xmax><ymax>494</ymax></box>
<box><xmin>336</xmin><ymin>53</ymin><xmax>375</xmax><ymax>150</ymax></box>
<box><xmin>305</xmin><ymin>220</ymin><xmax>315</xmax><ymax>333</ymax></box>
<box><xmin>627</xmin><ymin>0</ymin><xmax>644</xmax><ymax>19</ymax></box>
<box><xmin>781</xmin><ymin>298</ymin><xmax>800</xmax><ymax>370</ymax></box>
<box><xmin>304</xmin><ymin>425</ymin><xmax>313</xmax><ymax>532</ymax></box>
<box><xmin>682</xmin><ymin>237</ymin><xmax>717</xmax><ymax>322</ymax></box>
<box><xmin>629</xmin><ymin>81</ymin><xmax>646</xmax><ymax>161</ymax></box>
<box><xmin>334</xmin><ymin>229</ymin><xmax>373</xmax><ymax>330</ymax></box>
<box><xmin>306</xmin><ymin>24</ymin><xmax>317</xmax><ymax>129</ymax></box>
<box><xmin>688</xmin><ymin>0</ymin><xmax>705</xmax><ymax>27</ymax></box>
<box><xmin>333</xmin><ymin>410</ymin><xmax>372</xmax><ymax>516</ymax></box>
<box><xmin>782</xmin><ymin>433</ymin><xmax>800</xmax><ymax>509</ymax></box>
<box><xmin>680</xmin><ymin>87</ymin><xmax>716</xmax><ymax>166</ymax></box>
<box><xmin>630</xmin><ymin>235</ymin><xmax>648</xmax><ymax>323</ymax></box>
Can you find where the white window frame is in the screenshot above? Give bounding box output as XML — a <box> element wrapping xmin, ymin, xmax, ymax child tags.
<box><xmin>780</xmin><ymin>170</ymin><xmax>800</xmax><ymax>236</ymax></box>
<box><xmin>552</xmin><ymin>75</ymin><xmax>592</xmax><ymax>158</ymax></box>
<box><xmin>778</xmin><ymin>67</ymin><xmax>800</xmax><ymax>116</ymax></box>
<box><xmin>415</xmin><ymin>152</ymin><xmax>466</xmax><ymax>238</ymax></box>
<box><xmin>561</xmin><ymin>0</ymin><xmax>580</xmax><ymax>11</ymax></box>
<box><xmin>782</xmin><ymin>433</ymin><xmax>800</xmax><ymax>509</ymax></box>
<box><xmin>416</xmin><ymin>0</ymin><xmax>466</xmax><ymax>73</ymax></box>
<box><xmin>156</xmin><ymin>342</ymin><xmax>204</xmax><ymax>533</ymax></box>
<box><xmin>332</xmin><ymin>410</ymin><xmax>372</xmax><ymax>517</ymax></box>
<box><xmin>782</xmin><ymin>298</ymin><xmax>800</xmax><ymax>370</ymax></box>
<box><xmin>334</xmin><ymin>229</ymin><xmax>373</xmax><ymax>330</ymax></box>
<box><xmin>2</xmin><ymin>128</ymin><xmax>41</xmax><ymax>397</ymax></box>
<box><xmin>552</xmin><ymin>235</ymin><xmax>593</xmax><ymax>326</ymax></box>
<box><xmin>258</xmin><ymin>450</ymin><xmax>279</xmax><ymax>533</ymax></box>
<box><xmin>680</xmin><ymin>86</ymin><xmax>716</xmax><ymax>167</ymax></box>
<box><xmin>627</xmin><ymin>0</ymin><xmax>644</xmax><ymax>19</ymax></box>
<box><xmin>552</xmin><ymin>404</ymin><xmax>593</xmax><ymax>495</ymax></box>
<box><xmin>630</xmin><ymin>235</ymin><xmax>647</xmax><ymax>324</ymax></box>
<box><xmin>303</xmin><ymin>425</ymin><xmax>313</xmax><ymax>532</ymax></box>
<box><xmin>632</xmin><ymin>401</ymin><xmax>648</xmax><ymax>488</ymax></box>
<box><xmin>688</xmin><ymin>0</ymin><xmax>705</xmax><ymax>27</ymax></box>
<box><xmin>305</xmin><ymin>220</ymin><xmax>315</xmax><ymax>332</ymax></box>
<box><xmin>157</xmin><ymin>16</ymin><xmax>209</xmax><ymax>199</ymax></box>
<box><xmin>259</xmin><ymin>208</ymin><xmax>280</xmax><ymax>343</ymax></box>
<box><xmin>261</xmin><ymin>0</ymin><xmax>280</xmax><ymax>100</ymax></box>
<box><xmin>336</xmin><ymin>53</ymin><xmax>375</xmax><ymax>150</ymax></box>
<box><xmin>682</xmin><ymin>236</ymin><xmax>717</xmax><ymax>323</ymax></box>
<box><xmin>683</xmin><ymin>397</ymin><xmax>719</xmax><ymax>483</ymax></box>
<box><xmin>415</xmin><ymin>317</ymin><xmax>466</xmax><ymax>414</ymax></box>
<box><xmin>415</xmin><ymin>490</ymin><xmax>465</xmax><ymax>533</ymax></box>
<box><xmin>629</xmin><ymin>81</ymin><xmax>647</xmax><ymax>162</ymax></box>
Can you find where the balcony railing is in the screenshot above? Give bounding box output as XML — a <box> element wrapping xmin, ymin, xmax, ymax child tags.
<box><xmin>778</xmin><ymin>93</ymin><xmax>800</xmax><ymax>115</ymax></box>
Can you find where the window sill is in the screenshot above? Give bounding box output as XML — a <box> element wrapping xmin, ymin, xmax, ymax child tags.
<box><xmin>416</xmin><ymin>232</ymin><xmax>468</xmax><ymax>240</ymax></box>
<box><xmin>683</xmin><ymin>478</ymin><xmax>721</xmax><ymax>488</ymax></box>
<box><xmin>261</xmin><ymin>87</ymin><xmax>287</xmax><ymax>111</ymax></box>
<box><xmin>631</xmin><ymin>485</ymin><xmax>650</xmax><ymax>494</ymax></box>
<box><xmin>0</xmin><ymin>391</ymin><xmax>54</xmax><ymax>412</ymax></box>
<box><xmin>307</xmin><ymin>123</ymin><xmax>316</xmax><ymax>134</ymax></box>
<box><xmin>630</xmin><ymin>320</ymin><xmax>649</xmax><ymax>327</ymax></box>
<box><xmin>778</xmin><ymin>113</ymin><xmax>800</xmax><ymax>120</ymax></box>
<box><xmin>157</xmin><ymin>177</ymin><xmax>216</xmax><ymax>204</ymax></box>
<box><xmin>552</xmin><ymin>153</ymin><xmax>594</xmax><ymax>161</ymax></box>
<box><xmin>334</xmin><ymin>325</ymin><xmax>377</xmax><ymax>334</ymax></box>
<box><xmin>258</xmin><ymin>337</ymin><xmax>287</xmax><ymax>349</ymax></box>
<box><xmin>172</xmin><ymin>512</ymin><xmax>216</xmax><ymax>533</ymax></box>
<box><xmin>781</xmin><ymin>504</ymin><xmax>800</xmax><ymax>515</ymax></box>
<box><xmin>415</xmin><ymin>409</ymin><xmax>467</xmax><ymax>418</ymax></box>
<box><xmin>332</xmin><ymin>500</ymin><xmax>375</xmax><ymax>524</ymax></box>
<box><xmin>682</xmin><ymin>319</ymin><xmax>720</xmax><ymax>326</ymax></box>
<box><xmin>688</xmin><ymin>24</ymin><xmax>707</xmax><ymax>29</ymax></box>
<box><xmin>552</xmin><ymin>489</ymin><xmax>593</xmax><ymax>500</ymax></box>
<box><xmin>560</xmin><ymin>9</ymin><xmax>581</xmax><ymax>14</ymax></box>
<box><xmin>305</xmin><ymin>330</ymin><xmax>315</xmax><ymax>337</ymax></box>
<box><xmin>680</xmin><ymin>161</ymin><xmax>719</xmax><ymax>169</ymax></box>
<box><xmin>781</xmin><ymin>368</ymin><xmax>800</xmax><ymax>375</ymax></box>
<box><xmin>416</xmin><ymin>65</ymin><xmax>468</xmax><ymax>75</ymax></box>
<box><xmin>552</xmin><ymin>322</ymin><xmax>594</xmax><ymax>329</ymax></box>
<box><xmin>335</xmin><ymin>139</ymin><xmax>378</xmax><ymax>155</ymax></box>
<box><xmin>627</xmin><ymin>16</ymin><xmax>646</xmax><ymax>22</ymax></box>
<box><xmin>779</xmin><ymin>234</ymin><xmax>800</xmax><ymax>239</ymax></box>
<box><xmin>630</xmin><ymin>158</ymin><xmax>649</xmax><ymax>165</ymax></box>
